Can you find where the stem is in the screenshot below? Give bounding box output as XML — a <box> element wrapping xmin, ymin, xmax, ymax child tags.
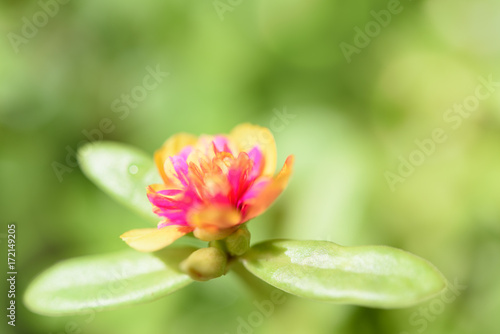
<box><xmin>230</xmin><ymin>259</ymin><xmax>273</xmax><ymax>300</ymax></box>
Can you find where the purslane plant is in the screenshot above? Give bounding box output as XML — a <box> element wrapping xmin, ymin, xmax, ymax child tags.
<box><xmin>25</xmin><ymin>124</ymin><xmax>447</xmax><ymax>316</ymax></box>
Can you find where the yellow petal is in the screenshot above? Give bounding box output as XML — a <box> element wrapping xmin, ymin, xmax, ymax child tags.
<box><xmin>229</xmin><ymin>123</ymin><xmax>277</xmax><ymax>176</ymax></box>
<box><xmin>243</xmin><ymin>155</ymin><xmax>294</xmax><ymax>221</ymax></box>
<box><xmin>120</xmin><ymin>225</ymin><xmax>191</xmax><ymax>252</ymax></box>
<box><xmin>155</xmin><ymin>133</ymin><xmax>198</xmax><ymax>183</ymax></box>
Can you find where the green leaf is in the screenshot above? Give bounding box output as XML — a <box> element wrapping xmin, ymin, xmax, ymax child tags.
<box><xmin>240</xmin><ymin>239</ymin><xmax>447</xmax><ymax>308</ymax></box>
<box><xmin>78</xmin><ymin>141</ymin><xmax>161</xmax><ymax>222</ymax></box>
<box><xmin>24</xmin><ymin>247</ymin><xmax>195</xmax><ymax>315</ymax></box>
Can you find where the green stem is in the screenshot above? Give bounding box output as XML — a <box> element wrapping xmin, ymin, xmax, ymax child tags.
<box><xmin>230</xmin><ymin>259</ymin><xmax>273</xmax><ymax>300</ymax></box>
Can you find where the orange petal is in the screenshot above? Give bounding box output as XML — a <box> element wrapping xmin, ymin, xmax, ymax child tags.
<box><xmin>243</xmin><ymin>155</ymin><xmax>294</xmax><ymax>222</ymax></box>
<box><xmin>120</xmin><ymin>225</ymin><xmax>192</xmax><ymax>252</ymax></box>
<box><xmin>229</xmin><ymin>124</ymin><xmax>277</xmax><ymax>177</ymax></box>
<box><xmin>188</xmin><ymin>206</ymin><xmax>242</xmax><ymax>230</ymax></box>
<box><xmin>155</xmin><ymin>133</ymin><xmax>198</xmax><ymax>184</ymax></box>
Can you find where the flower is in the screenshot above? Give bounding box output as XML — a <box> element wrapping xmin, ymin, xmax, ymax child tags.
<box><xmin>120</xmin><ymin>123</ymin><xmax>294</xmax><ymax>252</ymax></box>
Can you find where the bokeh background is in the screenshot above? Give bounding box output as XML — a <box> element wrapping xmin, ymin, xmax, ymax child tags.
<box><xmin>1</xmin><ymin>0</ymin><xmax>500</xmax><ymax>333</ymax></box>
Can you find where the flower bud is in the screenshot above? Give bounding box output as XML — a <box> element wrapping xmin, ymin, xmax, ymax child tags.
<box><xmin>180</xmin><ymin>247</ymin><xmax>227</xmax><ymax>281</ymax></box>
<box><xmin>208</xmin><ymin>240</ymin><xmax>227</xmax><ymax>252</ymax></box>
<box><xmin>225</xmin><ymin>226</ymin><xmax>251</xmax><ymax>256</ymax></box>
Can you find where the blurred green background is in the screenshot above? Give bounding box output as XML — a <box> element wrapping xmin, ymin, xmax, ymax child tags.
<box><xmin>1</xmin><ymin>0</ymin><xmax>500</xmax><ymax>333</ymax></box>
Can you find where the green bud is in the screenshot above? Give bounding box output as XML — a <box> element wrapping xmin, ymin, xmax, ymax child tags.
<box><xmin>225</xmin><ymin>227</ymin><xmax>251</xmax><ymax>256</ymax></box>
<box><xmin>208</xmin><ymin>240</ymin><xmax>227</xmax><ymax>252</ymax></box>
<box><xmin>180</xmin><ymin>247</ymin><xmax>227</xmax><ymax>282</ymax></box>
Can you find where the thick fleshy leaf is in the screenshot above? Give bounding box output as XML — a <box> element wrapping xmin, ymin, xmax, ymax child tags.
<box><xmin>24</xmin><ymin>247</ymin><xmax>195</xmax><ymax>315</ymax></box>
<box><xmin>78</xmin><ymin>141</ymin><xmax>161</xmax><ymax>222</ymax></box>
<box><xmin>241</xmin><ymin>240</ymin><xmax>447</xmax><ymax>308</ymax></box>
